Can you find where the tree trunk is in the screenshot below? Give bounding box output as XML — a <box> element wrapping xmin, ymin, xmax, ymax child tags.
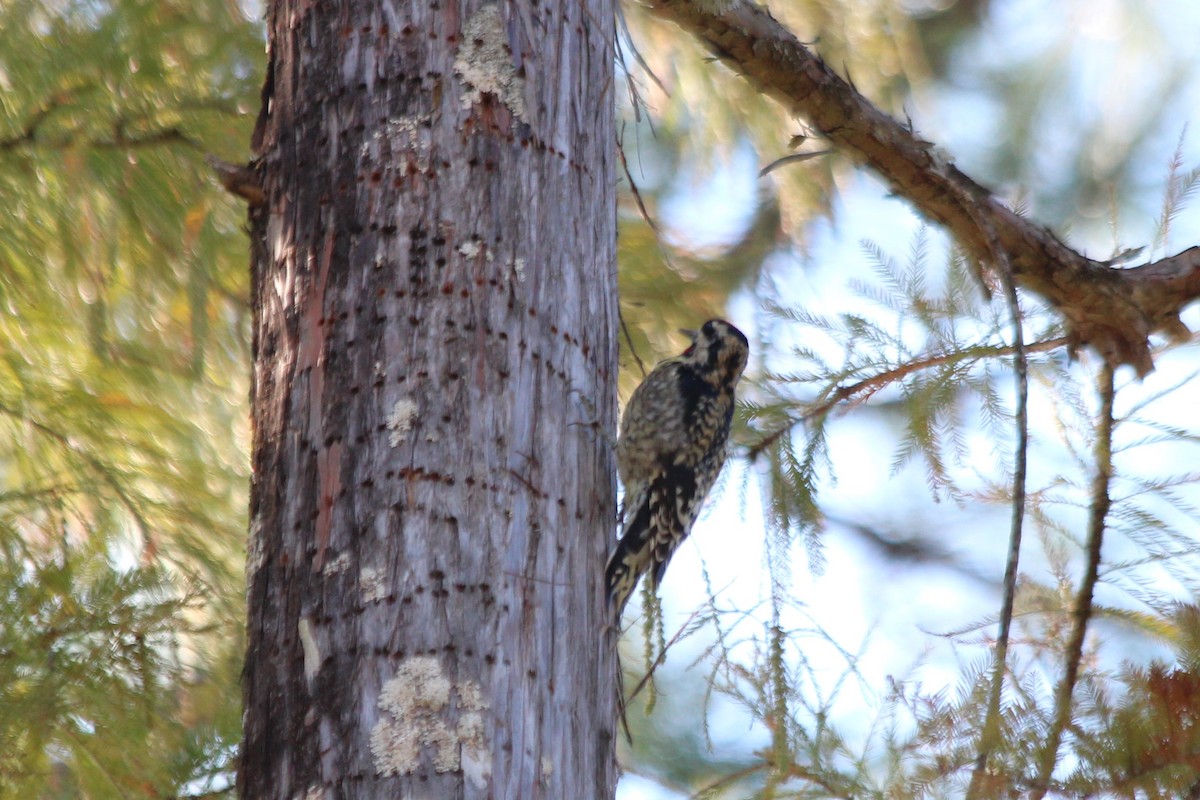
<box><xmin>240</xmin><ymin>2</ymin><xmax>618</xmax><ymax>797</ymax></box>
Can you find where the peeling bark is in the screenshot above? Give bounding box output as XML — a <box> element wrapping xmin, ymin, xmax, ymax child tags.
<box><xmin>646</xmin><ymin>0</ymin><xmax>1200</xmax><ymax>375</ymax></box>
<box><xmin>240</xmin><ymin>2</ymin><xmax>618</xmax><ymax>798</ymax></box>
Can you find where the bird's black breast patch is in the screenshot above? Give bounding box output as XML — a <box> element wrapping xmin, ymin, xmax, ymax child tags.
<box><xmin>676</xmin><ymin>365</ymin><xmax>716</xmax><ymax>430</ymax></box>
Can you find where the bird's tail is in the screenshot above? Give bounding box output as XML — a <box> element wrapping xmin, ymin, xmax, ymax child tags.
<box><xmin>605</xmin><ymin>484</ymin><xmax>653</xmax><ymax>617</ymax></box>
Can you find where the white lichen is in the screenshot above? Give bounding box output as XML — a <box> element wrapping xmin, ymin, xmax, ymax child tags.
<box><xmin>298</xmin><ymin>617</ymin><xmax>321</xmax><ymax>686</ymax></box>
<box><xmin>512</xmin><ymin>256</ymin><xmax>526</xmax><ymax>284</ymax></box>
<box><xmin>360</xmin><ymin>565</ymin><xmax>387</xmax><ymax>604</ymax></box>
<box><xmin>541</xmin><ymin>756</ymin><xmax>553</xmax><ymax>780</ymax></box>
<box><xmin>387</xmin><ymin>114</ymin><xmax>432</xmax><ymax>167</ymax></box>
<box><xmin>456</xmin><ymin>680</ymin><xmax>486</xmax><ymax>711</ymax></box>
<box><xmin>369</xmin><ymin>656</ymin><xmax>492</xmax><ymax>782</ymax></box>
<box><xmin>453</xmin><ymin>5</ymin><xmax>527</xmax><ymax>122</ymax></box>
<box><xmin>360</xmin><ymin>114</ymin><xmax>432</xmax><ymax>164</ymax></box>
<box><xmin>386</xmin><ymin>114</ymin><xmax>430</xmax><ymax>143</ymax></box>
<box><xmin>386</xmin><ymin>398</ymin><xmax>418</xmax><ymax>447</ymax></box>
<box><xmin>458</xmin><ymin>703</ymin><xmax>491</xmax><ymax>788</ymax></box>
<box><xmin>458</xmin><ymin>239</ymin><xmax>482</xmax><ymax>259</ymax></box>
<box><xmin>322</xmin><ymin>551</ymin><xmax>351</xmax><ymax>576</ymax></box>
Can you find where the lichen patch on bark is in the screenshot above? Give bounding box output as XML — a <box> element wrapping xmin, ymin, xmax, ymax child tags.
<box><xmin>321</xmin><ymin>551</ymin><xmax>350</xmax><ymax>576</ymax></box>
<box><xmin>369</xmin><ymin>656</ymin><xmax>492</xmax><ymax>782</ymax></box>
<box><xmin>359</xmin><ymin>565</ymin><xmax>387</xmax><ymax>603</ymax></box>
<box><xmin>385</xmin><ymin>398</ymin><xmax>418</xmax><ymax>446</ymax></box>
<box><xmin>380</xmin><ymin>115</ymin><xmax>432</xmax><ymax>167</ymax></box>
<box><xmin>453</xmin><ymin>5</ymin><xmax>527</xmax><ymax>122</ymax></box>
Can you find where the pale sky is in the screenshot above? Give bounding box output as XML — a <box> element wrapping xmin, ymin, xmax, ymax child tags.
<box><xmin>618</xmin><ymin>0</ymin><xmax>1200</xmax><ymax>795</ymax></box>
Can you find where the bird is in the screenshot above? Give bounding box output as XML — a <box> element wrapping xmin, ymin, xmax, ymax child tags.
<box><xmin>605</xmin><ymin>319</ymin><xmax>749</xmax><ymax>617</ymax></box>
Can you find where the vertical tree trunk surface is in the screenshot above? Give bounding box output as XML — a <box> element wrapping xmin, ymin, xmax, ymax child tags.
<box><xmin>242</xmin><ymin>2</ymin><xmax>617</xmax><ymax>797</ymax></box>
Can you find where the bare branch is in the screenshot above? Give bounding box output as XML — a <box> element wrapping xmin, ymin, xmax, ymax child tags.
<box><xmin>758</xmin><ymin>149</ymin><xmax>829</xmax><ymax>177</ymax></box>
<box><xmin>0</xmin><ymin>84</ymin><xmax>93</xmax><ymax>151</ymax></box>
<box><xmin>206</xmin><ymin>155</ymin><xmax>266</xmax><ymax>206</ymax></box>
<box><xmin>626</xmin><ymin>604</ymin><xmax>706</xmax><ymax>704</ymax></box>
<box><xmin>969</xmin><ymin>221</ymin><xmax>1031</xmax><ymax>797</ymax></box>
<box><xmin>1028</xmin><ymin>362</ymin><xmax>1115</xmax><ymax>798</ymax></box>
<box><xmin>747</xmin><ymin>336</ymin><xmax>1070</xmax><ymax>460</ymax></box>
<box><xmin>642</xmin><ymin>0</ymin><xmax>1200</xmax><ymax>375</ymax></box>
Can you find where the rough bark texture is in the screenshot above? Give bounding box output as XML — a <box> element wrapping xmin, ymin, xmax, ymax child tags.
<box><xmin>241</xmin><ymin>2</ymin><xmax>618</xmax><ymax>798</ymax></box>
<box><xmin>646</xmin><ymin>0</ymin><xmax>1200</xmax><ymax>375</ymax></box>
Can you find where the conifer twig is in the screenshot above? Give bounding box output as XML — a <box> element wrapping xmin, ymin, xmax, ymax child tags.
<box><xmin>0</xmin><ymin>402</ymin><xmax>153</xmax><ymax>548</ymax></box>
<box><xmin>1028</xmin><ymin>362</ymin><xmax>1115</xmax><ymax>798</ymax></box>
<box><xmin>617</xmin><ymin>125</ymin><xmax>660</xmax><ymax>234</ymax></box>
<box><xmin>627</xmin><ymin>603</ymin><xmax>706</xmax><ymax>704</ymax></box>
<box><xmin>966</xmin><ymin>205</ymin><xmax>1030</xmax><ymax>800</ymax></box>
<box><xmin>619</xmin><ymin>309</ymin><xmax>648</xmax><ymax>377</ymax></box>
<box><xmin>748</xmin><ymin>336</ymin><xmax>1068</xmax><ymax>460</ymax></box>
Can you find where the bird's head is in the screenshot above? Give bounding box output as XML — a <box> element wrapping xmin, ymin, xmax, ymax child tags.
<box><xmin>681</xmin><ymin>319</ymin><xmax>749</xmax><ymax>387</ymax></box>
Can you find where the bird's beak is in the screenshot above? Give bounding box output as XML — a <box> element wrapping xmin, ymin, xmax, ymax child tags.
<box><xmin>679</xmin><ymin>328</ymin><xmax>698</xmax><ymax>339</ymax></box>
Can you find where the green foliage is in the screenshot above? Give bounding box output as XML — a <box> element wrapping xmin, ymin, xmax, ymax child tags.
<box><xmin>612</xmin><ymin>1</ymin><xmax>1195</xmax><ymax>794</ymax></box>
<box><xmin>3</xmin><ymin>0</ymin><xmax>1198</xmax><ymax>797</ymax></box>
<box><xmin>623</xmin><ymin>225</ymin><xmax>1200</xmax><ymax>796</ymax></box>
<box><xmin>619</xmin><ymin>0</ymin><xmax>924</xmax><ymax>240</ymax></box>
<box><xmin>0</xmin><ymin>551</ymin><xmax>241</xmax><ymax>797</ymax></box>
<box><xmin>619</xmin><ymin>162</ymin><xmax>1200</xmax><ymax>797</ymax></box>
<box><xmin>0</xmin><ymin>0</ymin><xmax>259</xmax><ymax>794</ymax></box>
<box><xmin>614</xmin><ymin>0</ymin><xmax>938</xmax><ymax>372</ymax></box>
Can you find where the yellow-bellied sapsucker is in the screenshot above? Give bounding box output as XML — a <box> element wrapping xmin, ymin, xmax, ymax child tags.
<box><xmin>605</xmin><ymin>319</ymin><xmax>749</xmax><ymax>616</ymax></box>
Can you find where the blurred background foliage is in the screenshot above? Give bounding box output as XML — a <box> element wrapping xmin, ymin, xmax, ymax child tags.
<box><xmin>615</xmin><ymin>0</ymin><xmax>1200</xmax><ymax>797</ymax></box>
<box><xmin>1</xmin><ymin>0</ymin><xmax>1199</xmax><ymax>796</ymax></box>
<box><xmin>0</xmin><ymin>0</ymin><xmax>259</xmax><ymax>795</ymax></box>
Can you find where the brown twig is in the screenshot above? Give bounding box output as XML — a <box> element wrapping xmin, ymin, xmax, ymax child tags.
<box><xmin>619</xmin><ymin>309</ymin><xmax>648</xmax><ymax>378</ymax></box>
<box><xmin>205</xmin><ymin>155</ymin><xmax>266</xmax><ymax>206</ymax></box>
<box><xmin>758</xmin><ymin>149</ymin><xmax>830</xmax><ymax>178</ymax></box>
<box><xmin>1027</xmin><ymin>362</ymin><xmax>1115</xmax><ymax>798</ymax></box>
<box><xmin>625</xmin><ymin>604</ymin><xmax>707</xmax><ymax>704</ymax></box>
<box><xmin>0</xmin><ymin>84</ymin><xmax>92</xmax><ymax>151</ymax></box>
<box><xmin>968</xmin><ymin>216</ymin><xmax>1031</xmax><ymax>797</ymax></box>
<box><xmin>616</xmin><ymin>124</ymin><xmax>661</xmax><ymax>234</ymax></box>
<box><xmin>748</xmin><ymin>336</ymin><xmax>1069</xmax><ymax>460</ymax></box>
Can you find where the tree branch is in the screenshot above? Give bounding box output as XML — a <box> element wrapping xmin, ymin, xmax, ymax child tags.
<box><xmin>205</xmin><ymin>155</ymin><xmax>266</xmax><ymax>206</ymax></box>
<box><xmin>643</xmin><ymin>0</ymin><xmax>1200</xmax><ymax>375</ymax></box>
<box><xmin>1028</xmin><ymin>362</ymin><xmax>1115</xmax><ymax>798</ymax></box>
<box><xmin>0</xmin><ymin>84</ymin><xmax>93</xmax><ymax>151</ymax></box>
<box><xmin>975</xmin><ymin>222</ymin><xmax>1030</xmax><ymax>789</ymax></box>
<box><xmin>747</xmin><ymin>335</ymin><xmax>1070</xmax><ymax>460</ymax></box>
<box><xmin>969</xmin><ymin>239</ymin><xmax>1031</xmax><ymax>796</ymax></box>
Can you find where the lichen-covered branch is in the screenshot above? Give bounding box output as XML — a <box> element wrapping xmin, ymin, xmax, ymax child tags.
<box><xmin>643</xmin><ymin>0</ymin><xmax>1200</xmax><ymax>375</ymax></box>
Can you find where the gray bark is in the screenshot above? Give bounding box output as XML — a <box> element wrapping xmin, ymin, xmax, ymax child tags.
<box><xmin>241</xmin><ymin>2</ymin><xmax>618</xmax><ymax>797</ymax></box>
